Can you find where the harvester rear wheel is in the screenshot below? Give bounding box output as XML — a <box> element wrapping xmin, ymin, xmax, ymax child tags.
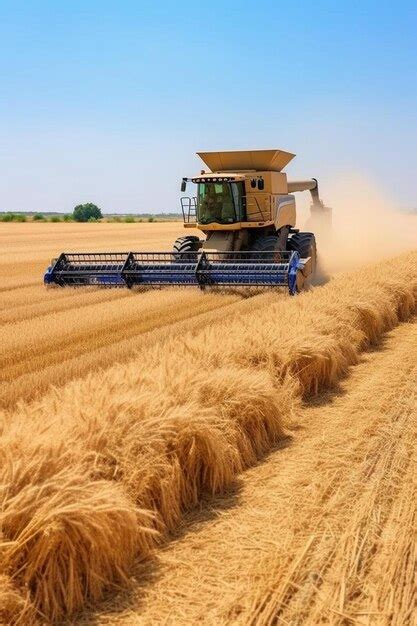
<box><xmin>173</xmin><ymin>236</ymin><xmax>202</xmax><ymax>260</ymax></box>
<box><xmin>287</xmin><ymin>232</ymin><xmax>316</xmax><ymax>269</ymax></box>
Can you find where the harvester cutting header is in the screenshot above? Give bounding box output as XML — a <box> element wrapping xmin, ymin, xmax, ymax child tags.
<box><xmin>44</xmin><ymin>149</ymin><xmax>331</xmax><ymax>294</ymax></box>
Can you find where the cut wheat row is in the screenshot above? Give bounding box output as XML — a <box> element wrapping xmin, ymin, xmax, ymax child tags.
<box><xmin>118</xmin><ymin>320</ymin><xmax>416</xmax><ymax>626</ymax></box>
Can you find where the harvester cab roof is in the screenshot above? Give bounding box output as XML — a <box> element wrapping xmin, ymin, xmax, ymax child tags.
<box><xmin>197</xmin><ymin>149</ymin><xmax>296</xmax><ymax>172</ymax></box>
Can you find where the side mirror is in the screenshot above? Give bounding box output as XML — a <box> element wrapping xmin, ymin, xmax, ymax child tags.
<box><xmin>257</xmin><ymin>178</ymin><xmax>264</xmax><ymax>190</ymax></box>
<box><xmin>181</xmin><ymin>179</ymin><xmax>187</xmax><ymax>192</ymax></box>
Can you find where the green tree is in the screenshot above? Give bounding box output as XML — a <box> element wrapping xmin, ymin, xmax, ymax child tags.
<box><xmin>73</xmin><ymin>203</ymin><xmax>102</xmax><ymax>222</ymax></box>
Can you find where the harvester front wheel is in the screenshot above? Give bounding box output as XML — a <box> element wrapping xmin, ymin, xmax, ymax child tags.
<box><xmin>287</xmin><ymin>232</ymin><xmax>316</xmax><ymax>270</ymax></box>
<box><xmin>250</xmin><ymin>229</ymin><xmax>289</xmax><ymax>260</ymax></box>
<box><xmin>287</xmin><ymin>232</ymin><xmax>317</xmax><ymax>290</ymax></box>
<box><xmin>173</xmin><ymin>236</ymin><xmax>202</xmax><ymax>260</ymax></box>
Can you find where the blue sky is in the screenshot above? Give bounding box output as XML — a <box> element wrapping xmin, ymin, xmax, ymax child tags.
<box><xmin>1</xmin><ymin>1</ymin><xmax>416</xmax><ymax>212</ymax></box>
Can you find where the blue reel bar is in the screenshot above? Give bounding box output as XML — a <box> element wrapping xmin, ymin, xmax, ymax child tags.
<box><xmin>44</xmin><ymin>251</ymin><xmax>302</xmax><ymax>294</ymax></box>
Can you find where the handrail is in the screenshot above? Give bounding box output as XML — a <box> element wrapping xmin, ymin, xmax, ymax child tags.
<box><xmin>180</xmin><ymin>196</ymin><xmax>197</xmax><ymax>223</ymax></box>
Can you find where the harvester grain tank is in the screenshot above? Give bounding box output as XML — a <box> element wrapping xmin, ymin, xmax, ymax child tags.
<box><xmin>44</xmin><ymin>149</ymin><xmax>331</xmax><ymax>294</ymax></box>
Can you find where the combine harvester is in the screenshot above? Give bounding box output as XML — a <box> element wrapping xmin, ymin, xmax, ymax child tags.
<box><xmin>44</xmin><ymin>149</ymin><xmax>331</xmax><ymax>295</ymax></box>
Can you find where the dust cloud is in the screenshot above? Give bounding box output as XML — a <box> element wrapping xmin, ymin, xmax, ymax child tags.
<box><xmin>300</xmin><ymin>172</ymin><xmax>417</xmax><ymax>275</ymax></box>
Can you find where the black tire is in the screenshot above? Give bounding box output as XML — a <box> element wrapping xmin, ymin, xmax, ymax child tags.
<box><xmin>287</xmin><ymin>232</ymin><xmax>317</xmax><ymax>274</ymax></box>
<box><xmin>250</xmin><ymin>228</ymin><xmax>289</xmax><ymax>260</ymax></box>
<box><xmin>251</xmin><ymin>234</ymin><xmax>280</xmax><ymax>252</ymax></box>
<box><xmin>172</xmin><ymin>235</ymin><xmax>202</xmax><ymax>261</ymax></box>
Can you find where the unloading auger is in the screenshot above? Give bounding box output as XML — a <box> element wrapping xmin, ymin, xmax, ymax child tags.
<box><xmin>44</xmin><ymin>149</ymin><xmax>332</xmax><ymax>295</ymax></box>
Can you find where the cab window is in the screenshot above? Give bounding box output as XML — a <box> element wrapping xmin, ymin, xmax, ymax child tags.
<box><xmin>197</xmin><ymin>182</ymin><xmax>246</xmax><ymax>224</ymax></box>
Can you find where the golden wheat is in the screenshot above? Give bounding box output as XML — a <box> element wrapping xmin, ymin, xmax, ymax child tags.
<box><xmin>132</xmin><ymin>321</ymin><xmax>415</xmax><ymax>626</ymax></box>
<box><xmin>0</xmin><ymin>223</ymin><xmax>416</xmax><ymax>623</ymax></box>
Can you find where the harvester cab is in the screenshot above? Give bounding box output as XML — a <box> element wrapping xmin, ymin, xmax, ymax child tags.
<box><xmin>44</xmin><ymin>149</ymin><xmax>331</xmax><ymax>294</ymax></box>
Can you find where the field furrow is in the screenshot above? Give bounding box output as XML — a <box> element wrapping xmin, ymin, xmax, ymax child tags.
<box><xmin>0</xmin><ymin>287</ymin><xmax>132</xmax><ymax>323</ymax></box>
<box><xmin>0</xmin><ymin>290</ymin><xmax>235</xmax><ymax>378</ymax></box>
<box><xmin>0</xmin><ymin>290</ymin><xmax>278</xmax><ymax>409</ymax></box>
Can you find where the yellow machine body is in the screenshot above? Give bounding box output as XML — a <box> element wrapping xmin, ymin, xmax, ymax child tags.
<box><xmin>181</xmin><ymin>149</ymin><xmax>327</xmax><ymax>252</ymax></box>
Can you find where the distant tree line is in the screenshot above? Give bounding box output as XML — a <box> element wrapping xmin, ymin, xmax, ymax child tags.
<box><xmin>0</xmin><ymin>212</ymin><xmax>73</xmax><ymax>222</ymax></box>
<box><xmin>0</xmin><ymin>202</ymin><xmax>183</xmax><ymax>222</ymax></box>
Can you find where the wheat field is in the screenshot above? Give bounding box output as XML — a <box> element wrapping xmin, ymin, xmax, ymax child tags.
<box><xmin>0</xmin><ymin>222</ymin><xmax>416</xmax><ymax>625</ymax></box>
